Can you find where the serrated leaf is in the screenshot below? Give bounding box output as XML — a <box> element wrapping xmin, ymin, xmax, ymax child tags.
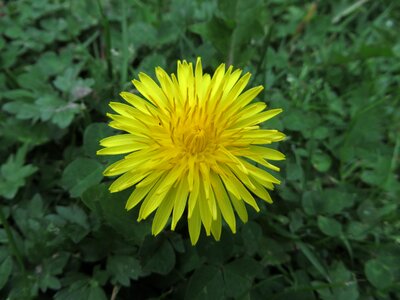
<box><xmin>36</xmin><ymin>95</ymin><xmax>82</xmax><ymax>128</ymax></box>
<box><xmin>107</xmin><ymin>255</ymin><xmax>142</xmax><ymax>286</ymax></box>
<box><xmin>56</xmin><ymin>205</ymin><xmax>89</xmax><ymax>229</ymax></box>
<box><xmin>0</xmin><ymin>145</ymin><xmax>38</xmax><ymax>199</ymax></box>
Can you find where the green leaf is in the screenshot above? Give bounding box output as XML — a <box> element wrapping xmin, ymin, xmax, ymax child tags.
<box><xmin>82</xmin><ymin>184</ymin><xmax>150</xmax><ymax>243</ymax></box>
<box><xmin>107</xmin><ymin>255</ymin><xmax>142</xmax><ymax>286</ymax></box>
<box><xmin>61</xmin><ymin>158</ymin><xmax>103</xmax><ymax>198</ymax></box>
<box><xmin>302</xmin><ymin>189</ymin><xmax>355</xmax><ymax>216</ymax></box>
<box><xmin>327</xmin><ymin>262</ymin><xmax>359</xmax><ymax>300</ymax></box>
<box><xmin>296</xmin><ymin>242</ymin><xmax>330</xmax><ymax>282</ymax></box>
<box><xmin>56</xmin><ymin>205</ymin><xmax>90</xmax><ymax>243</ymax></box>
<box><xmin>317</xmin><ymin>216</ymin><xmax>342</xmax><ymax>237</ymax></box>
<box><xmin>0</xmin><ymin>145</ymin><xmax>38</xmax><ymax>199</ymax></box>
<box><xmin>2</xmin><ymin>101</ymin><xmax>40</xmax><ymax>120</ymax></box>
<box><xmin>54</xmin><ymin>279</ymin><xmax>91</xmax><ymax>300</ymax></box>
<box><xmin>311</xmin><ymin>150</ymin><xmax>332</xmax><ymax>172</ymax></box>
<box><xmin>56</xmin><ymin>205</ymin><xmax>89</xmax><ymax>229</ymax></box>
<box><xmin>261</xmin><ymin>238</ymin><xmax>291</xmax><ymax>266</ymax></box>
<box><xmin>346</xmin><ymin>221</ymin><xmax>369</xmax><ymax>241</ymax></box>
<box><xmin>138</xmin><ymin>54</ymin><xmax>167</xmax><ymax>76</ymax></box>
<box><xmin>0</xmin><ymin>256</ymin><xmax>13</xmax><ymax>289</ymax></box>
<box><xmin>189</xmin><ymin>17</ymin><xmax>232</xmax><ymax>55</ymax></box>
<box><xmin>83</xmin><ymin>123</ymin><xmax>114</xmax><ymax>158</ymax></box>
<box><xmin>223</xmin><ymin>257</ymin><xmax>262</xmax><ymax>298</ymax></box>
<box><xmin>365</xmin><ymin>259</ymin><xmax>393</xmax><ymax>289</ymax></box>
<box><xmin>53</xmin><ymin>67</ymin><xmax>80</xmax><ymax>93</ymax></box>
<box><xmin>141</xmin><ymin>238</ymin><xmax>175</xmax><ymax>275</ymax></box>
<box><xmin>36</xmin><ymin>95</ymin><xmax>82</xmax><ymax>128</ymax></box>
<box><xmin>286</xmin><ymin>160</ymin><xmax>304</xmax><ymax>181</ymax></box>
<box><xmin>240</xmin><ymin>221</ymin><xmax>262</xmax><ymax>255</ymax></box>
<box><xmin>39</xmin><ymin>275</ymin><xmax>61</xmax><ymax>291</ymax></box>
<box><xmin>185</xmin><ymin>266</ymin><xmax>225</xmax><ymax>300</ymax></box>
<box><xmin>128</xmin><ymin>22</ymin><xmax>158</xmax><ymax>48</ymax></box>
<box><xmin>36</xmin><ymin>52</ymin><xmax>68</xmax><ymax>77</ymax></box>
<box><xmin>87</xmin><ymin>285</ymin><xmax>107</xmax><ymax>300</ymax></box>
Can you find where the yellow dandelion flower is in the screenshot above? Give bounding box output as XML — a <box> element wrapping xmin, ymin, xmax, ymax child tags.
<box><xmin>97</xmin><ymin>58</ymin><xmax>285</xmax><ymax>245</ymax></box>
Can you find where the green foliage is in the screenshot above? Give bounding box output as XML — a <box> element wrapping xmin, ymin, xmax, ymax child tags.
<box><xmin>0</xmin><ymin>145</ymin><xmax>37</xmax><ymax>199</ymax></box>
<box><xmin>1</xmin><ymin>0</ymin><xmax>399</xmax><ymax>299</ymax></box>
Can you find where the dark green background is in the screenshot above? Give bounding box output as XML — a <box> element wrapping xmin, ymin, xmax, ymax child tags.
<box><xmin>0</xmin><ymin>0</ymin><xmax>399</xmax><ymax>299</ymax></box>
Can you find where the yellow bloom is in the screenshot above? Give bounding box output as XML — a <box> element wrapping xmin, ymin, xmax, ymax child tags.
<box><xmin>97</xmin><ymin>58</ymin><xmax>285</xmax><ymax>245</ymax></box>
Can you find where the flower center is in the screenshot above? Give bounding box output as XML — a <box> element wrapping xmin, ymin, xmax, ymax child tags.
<box><xmin>184</xmin><ymin>127</ymin><xmax>207</xmax><ymax>153</ymax></box>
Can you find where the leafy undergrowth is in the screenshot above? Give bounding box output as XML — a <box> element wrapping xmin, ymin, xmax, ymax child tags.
<box><xmin>1</xmin><ymin>0</ymin><xmax>399</xmax><ymax>299</ymax></box>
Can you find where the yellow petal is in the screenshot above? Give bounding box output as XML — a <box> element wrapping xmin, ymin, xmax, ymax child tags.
<box><xmin>228</xmin><ymin>191</ymin><xmax>248</xmax><ymax>223</ymax></box>
<box><xmin>210</xmin><ymin>172</ymin><xmax>236</xmax><ymax>233</ymax></box>
<box><xmin>188</xmin><ymin>201</ymin><xmax>201</xmax><ymax>245</ymax></box>
<box><xmin>109</xmin><ymin>171</ymin><xmax>148</xmax><ymax>193</ymax></box>
<box><xmin>198</xmin><ymin>182</ymin><xmax>212</xmax><ymax>235</ymax></box>
<box><xmin>126</xmin><ymin>177</ymin><xmax>160</xmax><ymax>210</ymax></box>
<box><xmin>249</xmin><ymin>146</ymin><xmax>286</xmax><ymax>160</ymax></box>
<box><xmin>152</xmin><ymin>190</ymin><xmax>175</xmax><ymax>235</ymax></box>
<box><xmin>188</xmin><ymin>173</ymin><xmax>200</xmax><ymax>218</ymax></box>
<box><xmin>210</xmin><ymin>208</ymin><xmax>222</xmax><ymax>241</ymax></box>
<box><xmin>139</xmin><ymin>167</ymin><xmax>182</xmax><ymax>220</ymax></box>
<box><xmin>171</xmin><ymin>178</ymin><xmax>189</xmax><ymax>230</ymax></box>
<box><xmin>97</xmin><ymin>144</ymin><xmax>145</xmax><ymax>155</ymax></box>
<box><xmin>100</xmin><ymin>134</ymin><xmax>137</xmax><ymax>147</ymax></box>
<box><xmin>249</xmin><ymin>177</ymin><xmax>273</xmax><ymax>204</ymax></box>
<box><xmin>219</xmin><ymin>164</ymin><xmax>259</xmax><ymax>212</ymax></box>
<box><xmin>233</xmin><ymin>109</ymin><xmax>283</xmax><ymax>128</ymax></box>
<box><xmin>119</xmin><ymin>91</ymin><xmax>156</xmax><ymax>115</ymax></box>
<box><xmin>207</xmin><ymin>186</ymin><xmax>218</xmax><ymax>220</ymax></box>
<box><xmin>240</xmin><ymin>159</ymin><xmax>281</xmax><ymax>184</ymax></box>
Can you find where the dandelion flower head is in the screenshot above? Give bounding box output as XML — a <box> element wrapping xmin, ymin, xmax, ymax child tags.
<box><xmin>97</xmin><ymin>58</ymin><xmax>285</xmax><ymax>245</ymax></box>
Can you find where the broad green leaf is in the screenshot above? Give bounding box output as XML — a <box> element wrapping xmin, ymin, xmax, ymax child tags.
<box><xmin>83</xmin><ymin>123</ymin><xmax>115</xmax><ymax>158</ymax></box>
<box><xmin>241</xmin><ymin>221</ymin><xmax>262</xmax><ymax>255</ymax></box>
<box><xmin>223</xmin><ymin>257</ymin><xmax>262</xmax><ymax>298</ymax></box>
<box><xmin>81</xmin><ymin>184</ymin><xmax>150</xmax><ymax>243</ymax></box>
<box><xmin>311</xmin><ymin>150</ymin><xmax>332</xmax><ymax>173</ymax></box>
<box><xmin>61</xmin><ymin>158</ymin><xmax>103</xmax><ymax>198</ymax></box>
<box><xmin>185</xmin><ymin>266</ymin><xmax>225</xmax><ymax>300</ymax></box>
<box><xmin>87</xmin><ymin>285</ymin><xmax>107</xmax><ymax>300</ymax></box>
<box><xmin>346</xmin><ymin>221</ymin><xmax>369</xmax><ymax>241</ymax></box>
<box><xmin>317</xmin><ymin>216</ymin><xmax>342</xmax><ymax>237</ymax></box>
<box><xmin>365</xmin><ymin>259</ymin><xmax>393</xmax><ymax>289</ymax></box>
<box><xmin>0</xmin><ymin>256</ymin><xmax>13</xmax><ymax>289</ymax></box>
<box><xmin>141</xmin><ymin>238</ymin><xmax>175</xmax><ymax>275</ymax></box>
<box><xmin>138</xmin><ymin>54</ymin><xmax>167</xmax><ymax>76</ymax></box>
<box><xmin>327</xmin><ymin>262</ymin><xmax>359</xmax><ymax>300</ymax></box>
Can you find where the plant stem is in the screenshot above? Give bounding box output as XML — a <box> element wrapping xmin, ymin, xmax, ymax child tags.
<box><xmin>96</xmin><ymin>0</ymin><xmax>114</xmax><ymax>81</ymax></box>
<box><xmin>120</xmin><ymin>0</ymin><xmax>128</xmax><ymax>87</ymax></box>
